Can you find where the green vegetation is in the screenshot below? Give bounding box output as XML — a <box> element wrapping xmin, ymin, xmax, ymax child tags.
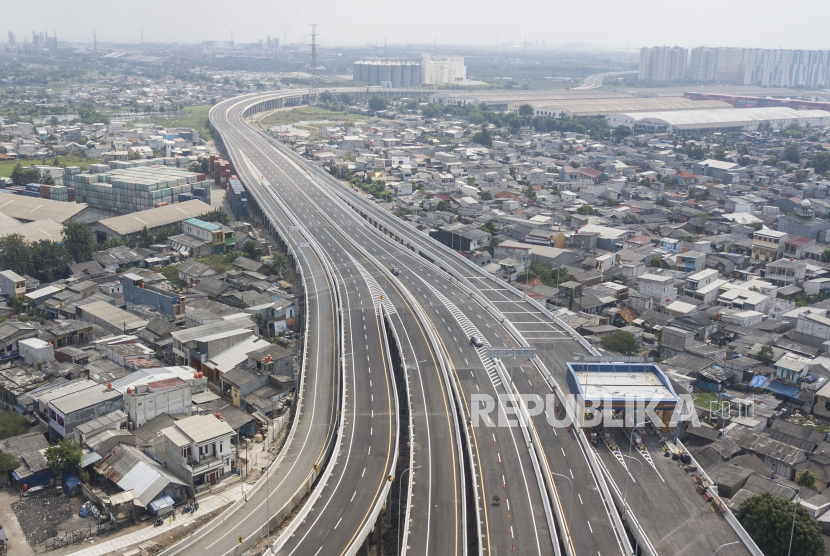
<box><xmin>530</xmin><ymin>262</ymin><xmax>569</xmax><ymax>288</ymax></box>
<box><xmin>692</xmin><ymin>391</ymin><xmax>722</xmax><ymax>409</ymax></box>
<box><xmin>795</xmin><ymin>469</ymin><xmax>817</xmax><ymax>489</ymax></box>
<box><xmin>600</xmin><ymin>331</ymin><xmax>637</xmax><ymax>354</ymax></box>
<box><xmin>63</xmin><ymin>222</ymin><xmax>96</xmax><ymax>264</ymax></box>
<box><xmin>737</xmin><ymin>492</ymin><xmax>824</xmax><ymax>556</ymax></box>
<box><xmin>160</xmin><ymin>263</ymin><xmax>186</xmax><ymax>289</ymax></box>
<box><xmin>45</xmin><ymin>438</ymin><xmax>83</xmax><ymax>475</ymax></box>
<box><xmin>576</xmin><ymin>204</ymin><xmax>600</xmax><ymax>215</ymax></box>
<box><xmin>0</xmin><ymin>156</ymin><xmax>101</xmax><ymax>178</ymax></box>
<box><xmin>259</xmin><ymin>106</ymin><xmax>363</xmax><ymax>128</ymax></box>
<box><xmin>148</xmin><ymin>105</ymin><xmax>214</xmax><ymax>142</ymax></box>
<box><xmin>199</xmin><ymin>207</ymin><xmax>231</xmax><ymax>225</ymax></box>
<box><xmin>197</xmin><ymin>252</ymin><xmax>241</xmax><ymax>272</ymax></box>
<box><xmin>756</xmin><ymin>345</ymin><xmax>775</xmax><ymax>366</ymax></box>
<box><xmin>650</xmin><ymin>256</ymin><xmax>663</xmax><ymax>268</ymax></box>
<box><xmin>0</xmin><ymin>452</ymin><xmax>19</xmax><ymax>475</ymax></box>
<box><xmin>0</xmin><ymin>412</ymin><xmax>29</xmax><ymax>440</ymax></box>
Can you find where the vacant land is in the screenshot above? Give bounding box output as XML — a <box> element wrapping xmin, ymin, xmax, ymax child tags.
<box><xmin>0</xmin><ymin>156</ymin><xmax>101</xmax><ymax>178</ymax></box>
<box><xmin>259</xmin><ymin>106</ymin><xmax>362</xmax><ymax>128</ymax></box>
<box><xmin>145</xmin><ymin>105</ymin><xmax>214</xmax><ymax>141</ymax></box>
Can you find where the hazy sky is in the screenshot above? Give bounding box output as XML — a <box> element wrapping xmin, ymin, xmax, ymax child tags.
<box><xmin>5</xmin><ymin>0</ymin><xmax>830</xmax><ymax>51</ymax></box>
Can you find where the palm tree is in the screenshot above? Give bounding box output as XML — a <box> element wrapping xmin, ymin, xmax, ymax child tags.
<box><xmin>272</xmin><ymin>253</ymin><xmax>287</xmax><ymax>278</ymax></box>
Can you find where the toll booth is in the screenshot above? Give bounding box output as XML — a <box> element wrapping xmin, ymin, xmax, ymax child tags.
<box><xmin>565</xmin><ymin>360</ymin><xmax>680</xmax><ymax>433</ymax></box>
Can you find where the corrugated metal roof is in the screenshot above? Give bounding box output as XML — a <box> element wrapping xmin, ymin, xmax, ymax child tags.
<box><xmin>0</xmin><ymin>195</ymin><xmax>87</xmax><ymax>223</ymax></box>
<box><xmin>98</xmin><ymin>200</ymin><xmax>213</xmax><ymax>236</ymax></box>
<box><xmin>171</xmin><ymin>316</ymin><xmax>256</xmax><ymax>344</ymax></box>
<box><xmin>94</xmin><ymin>444</ymin><xmax>186</xmax><ymax>505</ymax></box>
<box><xmin>0</xmin><ymin>218</ymin><xmax>65</xmax><ymax>242</ymax></box>
<box><xmin>169</xmin><ymin>414</ymin><xmax>234</xmax><ymax>445</ymax></box>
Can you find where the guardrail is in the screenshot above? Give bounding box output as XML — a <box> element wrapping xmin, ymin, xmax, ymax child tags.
<box><xmin>230</xmin><ymin>109</ymin><xmax>400</xmax><ymax>555</ymax></box>
<box><xmin>171</xmin><ymin>96</ymin><xmax>344</xmax><ymax>556</ymax></box>
<box><xmin>676</xmin><ymin>439</ymin><xmax>764</xmax><ymax>556</ymax></box>
<box><xmin>491</xmin><ymin>360</ymin><xmax>561</xmax><ymax>556</ymax></box>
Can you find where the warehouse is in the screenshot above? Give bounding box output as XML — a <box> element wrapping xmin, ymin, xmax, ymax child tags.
<box><xmin>89</xmin><ymin>199</ymin><xmax>213</xmax><ymax>243</ymax></box>
<box><xmin>0</xmin><ymin>195</ymin><xmax>89</xmax><ymax>223</ymax></box>
<box><xmin>0</xmin><ymin>218</ymin><xmax>65</xmax><ymax>243</ymax></box>
<box><xmin>528</xmin><ymin>98</ymin><xmax>732</xmax><ymax>118</ymax></box>
<box><xmin>606</xmin><ymin>107</ymin><xmax>830</xmax><ymax>135</ymax></box>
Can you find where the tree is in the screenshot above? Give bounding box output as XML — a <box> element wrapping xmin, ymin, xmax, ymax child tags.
<box><xmin>271</xmin><ymin>253</ymin><xmax>287</xmax><ymax>277</ymax></box>
<box><xmin>0</xmin><ymin>452</ymin><xmax>19</xmax><ymax>475</ymax></box>
<box><xmin>622</xmin><ymin>213</ymin><xmax>639</xmax><ymax>224</ymax></box>
<box><xmin>319</xmin><ymin>90</ymin><xmax>334</xmax><ymax>103</ymax></box>
<box><xmin>821</xmin><ymin>248</ymin><xmax>830</xmax><ymax>263</ymax></box>
<box><xmin>369</xmin><ymin>95</ymin><xmax>387</xmax><ymax>113</ymax></box>
<box><xmin>137</xmin><ymin>225</ymin><xmax>155</xmax><ymax>249</ymax></box>
<box><xmin>656</xmin><ymin>195</ymin><xmax>671</xmax><ymax>207</ymax></box>
<box><xmin>612</xmin><ymin>125</ymin><xmax>633</xmax><ymax>143</ymax></box>
<box><xmin>812</xmin><ymin>152</ymin><xmax>830</xmax><ymax>175</ymax></box>
<box><xmin>31</xmin><ymin>240</ymin><xmax>71</xmax><ymax>283</ymax></box>
<box><xmin>576</xmin><ymin>204</ymin><xmax>599</xmax><ymax>215</ymax></box>
<box><xmin>737</xmin><ymin>492</ymin><xmax>824</xmax><ymax>556</ymax></box>
<box><xmin>243</xmin><ymin>240</ymin><xmax>260</xmax><ymax>260</ymax></box>
<box><xmin>601</xmin><ymin>331</ymin><xmax>637</xmax><ymax>354</ymax></box>
<box><xmin>189</xmin><ymin>157</ymin><xmax>211</xmax><ymax>174</ymax></box>
<box><xmin>795</xmin><ymin>469</ymin><xmax>817</xmax><ymax>489</ymax></box>
<box><xmin>650</xmin><ymin>256</ymin><xmax>663</xmax><ymax>268</ymax></box>
<box><xmin>525</xmin><ymin>186</ymin><xmax>537</xmax><ymax>204</ymax></box>
<box><xmin>481</xmin><ymin>221</ymin><xmax>497</xmax><ymax>235</ymax></box>
<box><xmin>0</xmin><ymin>412</ymin><xmax>28</xmax><ymax>440</ymax></box>
<box><xmin>472</xmin><ymin>129</ymin><xmax>492</xmax><ymax>147</ymax></box>
<box><xmin>757</xmin><ymin>344</ymin><xmax>774</xmax><ymax>366</ymax></box>
<box><xmin>62</xmin><ymin>222</ymin><xmax>95</xmax><ymax>263</ymax></box>
<box><xmin>41</xmin><ymin>171</ymin><xmax>55</xmax><ymax>185</ymax></box>
<box><xmin>466</xmin><ymin>176</ymin><xmax>477</xmax><ymax>187</ymax></box>
<box><xmin>10</xmin><ymin>164</ymin><xmax>42</xmax><ymax>186</ymax></box>
<box><xmin>0</xmin><ymin>233</ymin><xmax>32</xmax><ymax>276</ymax></box>
<box><xmin>480</xmin><ymin>191</ymin><xmax>493</xmax><ymax>201</ymax></box>
<box><xmin>339</xmin><ymin>92</ymin><xmax>353</xmax><ymax>105</ymax></box>
<box><xmin>199</xmin><ymin>208</ymin><xmax>231</xmax><ymax>225</ymax></box>
<box><xmin>784</xmin><ymin>142</ymin><xmax>800</xmax><ymax>164</ymax></box>
<box><xmin>45</xmin><ymin>439</ymin><xmax>83</xmax><ymax>474</ymax></box>
<box><xmin>518</xmin><ymin>104</ymin><xmax>534</xmax><ymax>118</ymax></box>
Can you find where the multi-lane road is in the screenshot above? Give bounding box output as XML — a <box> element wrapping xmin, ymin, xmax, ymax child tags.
<box><xmin>165</xmin><ymin>89</ymin><xmax>754</xmax><ymax>556</ymax></box>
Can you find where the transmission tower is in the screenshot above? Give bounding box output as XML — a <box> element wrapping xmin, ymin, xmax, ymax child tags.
<box><xmin>92</xmin><ymin>29</ymin><xmax>97</xmax><ymax>54</ymax></box>
<box><xmin>309</xmin><ymin>24</ymin><xmax>319</xmax><ymax>104</ymax></box>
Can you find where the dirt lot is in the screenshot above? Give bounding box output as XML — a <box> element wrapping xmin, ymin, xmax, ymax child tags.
<box><xmin>10</xmin><ymin>489</ymin><xmax>95</xmax><ymax>548</ymax></box>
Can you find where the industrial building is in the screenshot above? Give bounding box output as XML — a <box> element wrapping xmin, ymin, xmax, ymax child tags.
<box><xmin>606</xmin><ymin>107</ymin><xmax>830</xmax><ymax>134</ymax></box>
<box><xmin>65</xmin><ymin>164</ymin><xmax>213</xmax><ymax>215</ymax></box>
<box><xmin>89</xmin><ymin>199</ymin><xmax>213</xmax><ymax>243</ymax></box>
<box><xmin>0</xmin><ymin>194</ymin><xmax>89</xmax><ymax>223</ymax></box>
<box><xmin>531</xmin><ymin>97</ymin><xmax>731</xmax><ymax>118</ymax></box>
<box><xmin>421</xmin><ymin>54</ymin><xmax>466</xmax><ymax>84</ymax></box>
<box><xmin>353</xmin><ymin>59</ymin><xmax>421</xmax><ymax>87</ymax></box>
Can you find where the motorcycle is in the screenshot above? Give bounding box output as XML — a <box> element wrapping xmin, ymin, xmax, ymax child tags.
<box><xmin>154</xmin><ymin>516</ymin><xmax>164</xmax><ymax>527</ymax></box>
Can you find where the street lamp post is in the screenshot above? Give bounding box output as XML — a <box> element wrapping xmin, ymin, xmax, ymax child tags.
<box><xmin>549</xmin><ymin>472</ymin><xmax>573</xmax><ymax>535</ymax></box>
<box><xmin>398</xmin><ymin>465</ymin><xmax>421</xmax><ymax>555</ymax></box>
<box><xmin>714</xmin><ymin>541</ymin><xmax>739</xmax><ymax>555</ymax></box>
<box><xmin>623</xmin><ymin>421</ymin><xmax>647</xmax><ymax>520</ymax></box>
<box><xmin>715</xmin><ymin>427</ymin><xmax>725</xmax><ymax>491</ymax></box>
<box><xmin>261</xmin><ymin>464</ymin><xmax>270</xmax><ymax>549</ymax></box>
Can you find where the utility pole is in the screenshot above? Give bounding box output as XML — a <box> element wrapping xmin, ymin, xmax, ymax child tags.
<box><xmin>92</xmin><ymin>29</ymin><xmax>97</xmax><ymax>55</ymax></box>
<box><xmin>309</xmin><ymin>24</ymin><xmax>319</xmax><ymax>105</ymax></box>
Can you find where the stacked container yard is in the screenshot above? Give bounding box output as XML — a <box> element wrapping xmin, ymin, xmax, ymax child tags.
<box><xmin>227</xmin><ymin>177</ymin><xmax>248</xmax><ymax>220</ymax></box>
<box><xmin>64</xmin><ymin>165</ymin><xmax>213</xmax><ymax>215</ymax></box>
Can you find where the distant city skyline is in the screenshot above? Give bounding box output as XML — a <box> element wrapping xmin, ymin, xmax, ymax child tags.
<box><xmin>3</xmin><ymin>0</ymin><xmax>830</xmax><ymax>51</ymax></box>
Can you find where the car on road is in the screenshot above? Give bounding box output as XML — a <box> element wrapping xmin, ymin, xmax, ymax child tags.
<box><xmin>390</xmin><ymin>266</ymin><xmax>400</xmax><ymax>276</ymax></box>
<box><xmin>470</xmin><ymin>335</ymin><xmax>484</xmax><ymax>348</ymax></box>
